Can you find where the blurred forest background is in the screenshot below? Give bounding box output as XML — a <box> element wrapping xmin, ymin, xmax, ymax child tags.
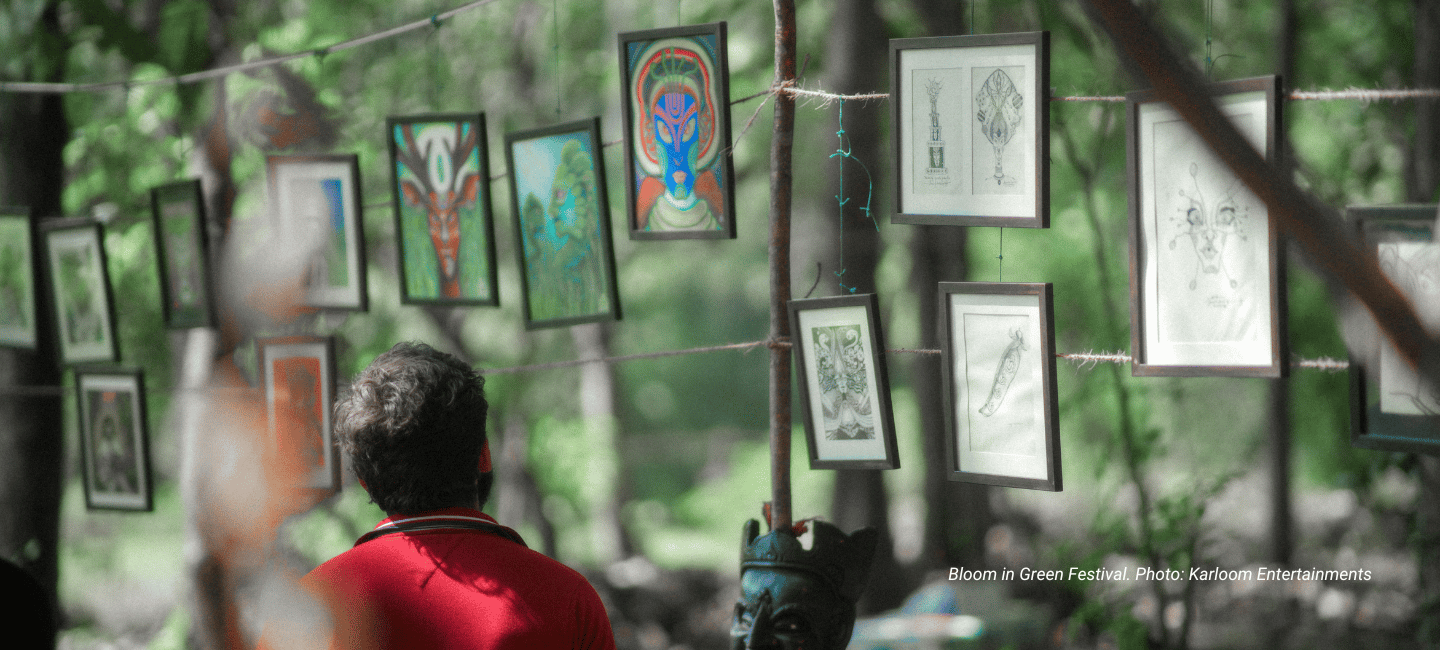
<box><xmin>0</xmin><ymin>0</ymin><xmax>1438</xmax><ymax>648</ymax></box>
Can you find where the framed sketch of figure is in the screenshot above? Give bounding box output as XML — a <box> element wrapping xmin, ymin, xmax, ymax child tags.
<box><xmin>75</xmin><ymin>367</ymin><xmax>153</xmax><ymax>511</ymax></box>
<box><xmin>1127</xmin><ymin>76</ymin><xmax>1286</xmax><ymax>377</ymax></box>
<box><xmin>890</xmin><ymin>32</ymin><xmax>1050</xmax><ymax>228</ymax></box>
<box><xmin>787</xmin><ymin>293</ymin><xmax>900</xmax><ymax>470</ymax></box>
<box><xmin>259</xmin><ymin>336</ymin><xmax>340</xmax><ymax>493</ymax></box>
<box><xmin>1349</xmin><ymin>205</ymin><xmax>1440</xmax><ymax>455</ymax></box>
<box><xmin>618</xmin><ymin>22</ymin><xmax>736</xmax><ymax>239</ymax></box>
<box><xmin>940</xmin><ymin>282</ymin><xmax>1061</xmax><ymax>491</ymax></box>
<box><xmin>42</xmin><ymin>218</ymin><xmax>118</xmax><ymax>365</ymax></box>
<box><xmin>151</xmin><ymin>180</ymin><xmax>217</xmax><ymax>328</ymax></box>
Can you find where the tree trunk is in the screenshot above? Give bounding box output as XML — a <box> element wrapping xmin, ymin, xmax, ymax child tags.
<box><xmin>0</xmin><ymin>3</ymin><xmax>68</xmax><ymax>643</ymax></box>
<box><xmin>1266</xmin><ymin>0</ymin><xmax>1295</xmax><ymax>570</ymax></box>
<box><xmin>1411</xmin><ymin>3</ymin><xmax>1440</xmax><ymax>645</ymax></box>
<box><xmin>821</xmin><ymin>0</ymin><xmax>910</xmax><ymax>615</ymax></box>
<box><xmin>572</xmin><ymin>322</ymin><xmax>632</xmax><ymax>564</ymax></box>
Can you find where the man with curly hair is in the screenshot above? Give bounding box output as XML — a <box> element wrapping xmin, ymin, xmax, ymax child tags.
<box><xmin>293</xmin><ymin>341</ymin><xmax>614</xmax><ymax>649</ymax></box>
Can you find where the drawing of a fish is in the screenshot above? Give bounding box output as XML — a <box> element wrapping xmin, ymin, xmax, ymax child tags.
<box><xmin>979</xmin><ymin>328</ymin><xmax>1026</xmax><ymax>416</ymax></box>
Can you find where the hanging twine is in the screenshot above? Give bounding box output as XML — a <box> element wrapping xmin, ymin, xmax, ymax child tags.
<box><xmin>829</xmin><ymin>98</ymin><xmax>877</xmax><ymax>294</ymax></box>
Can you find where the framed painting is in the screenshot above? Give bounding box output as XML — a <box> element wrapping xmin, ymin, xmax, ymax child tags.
<box><xmin>1127</xmin><ymin>75</ymin><xmax>1286</xmax><ymax>377</ymax></box>
<box><xmin>267</xmin><ymin>154</ymin><xmax>367</xmax><ymax>311</ymax></box>
<box><xmin>258</xmin><ymin>336</ymin><xmax>340</xmax><ymax>492</ymax></box>
<box><xmin>42</xmin><ymin>218</ymin><xmax>118</xmax><ymax>365</ymax></box>
<box><xmin>1348</xmin><ymin>205</ymin><xmax>1440</xmax><ymax>454</ymax></box>
<box><xmin>939</xmin><ymin>282</ymin><xmax>1061</xmax><ymax>491</ymax></box>
<box><xmin>151</xmin><ymin>179</ymin><xmax>216</xmax><ymax>328</ymax></box>
<box><xmin>890</xmin><ymin>32</ymin><xmax>1050</xmax><ymax>228</ymax></box>
<box><xmin>0</xmin><ymin>207</ymin><xmax>37</xmax><ymax>348</ymax></box>
<box><xmin>503</xmin><ymin>117</ymin><xmax>622</xmax><ymax>329</ymax></box>
<box><xmin>787</xmin><ymin>293</ymin><xmax>900</xmax><ymax>470</ymax></box>
<box><xmin>75</xmin><ymin>367</ymin><xmax>152</xmax><ymax>511</ymax></box>
<box><xmin>387</xmin><ymin>113</ymin><xmax>499</xmax><ymax>306</ymax></box>
<box><xmin>618</xmin><ymin>22</ymin><xmax>736</xmax><ymax>239</ymax></box>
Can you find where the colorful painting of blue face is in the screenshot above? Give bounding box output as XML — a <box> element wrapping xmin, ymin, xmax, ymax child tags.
<box><xmin>654</xmin><ymin>90</ymin><xmax>700</xmax><ymax>200</ymax></box>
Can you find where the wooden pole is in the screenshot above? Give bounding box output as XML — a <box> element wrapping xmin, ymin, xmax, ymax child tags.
<box><xmin>768</xmin><ymin>0</ymin><xmax>797</xmax><ymax>533</ymax></box>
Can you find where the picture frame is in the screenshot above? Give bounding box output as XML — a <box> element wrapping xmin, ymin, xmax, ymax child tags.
<box><xmin>890</xmin><ymin>31</ymin><xmax>1050</xmax><ymax>228</ymax></box>
<box><xmin>75</xmin><ymin>367</ymin><xmax>152</xmax><ymax>511</ymax></box>
<box><xmin>0</xmin><ymin>207</ymin><xmax>37</xmax><ymax>349</ymax></box>
<box><xmin>1348</xmin><ymin>204</ymin><xmax>1440</xmax><ymax>454</ymax></box>
<box><xmin>266</xmin><ymin>154</ymin><xmax>367</xmax><ymax>311</ymax></box>
<box><xmin>503</xmin><ymin>117</ymin><xmax>622</xmax><ymax>329</ymax></box>
<box><xmin>1126</xmin><ymin>75</ymin><xmax>1286</xmax><ymax>377</ymax></box>
<box><xmin>387</xmin><ymin>113</ymin><xmax>500</xmax><ymax>306</ymax></box>
<box><xmin>787</xmin><ymin>293</ymin><xmax>900</xmax><ymax>470</ymax></box>
<box><xmin>618</xmin><ymin>22</ymin><xmax>736</xmax><ymax>240</ymax></box>
<box><xmin>258</xmin><ymin>336</ymin><xmax>340</xmax><ymax>493</ymax></box>
<box><xmin>939</xmin><ymin>282</ymin><xmax>1061</xmax><ymax>491</ymax></box>
<box><xmin>42</xmin><ymin>218</ymin><xmax>118</xmax><ymax>365</ymax></box>
<box><xmin>150</xmin><ymin>179</ymin><xmax>217</xmax><ymax>328</ymax></box>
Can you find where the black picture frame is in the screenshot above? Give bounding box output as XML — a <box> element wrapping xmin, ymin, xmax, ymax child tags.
<box><xmin>1348</xmin><ymin>204</ymin><xmax>1440</xmax><ymax>455</ymax></box>
<box><xmin>890</xmin><ymin>31</ymin><xmax>1050</xmax><ymax>228</ymax></box>
<box><xmin>258</xmin><ymin>335</ymin><xmax>341</xmax><ymax>493</ymax></box>
<box><xmin>1127</xmin><ymin>75</ymin><xmax>1286</xmax><ymax>378</ymax></box>
<box><xmin>939</xmin><ymin>282</ymin><xmax>1061</xmax><ymax>491</ymax></box>
<box><xmin>503</xmin><ymin>117</ymin><xmax>623</xmax><ymax>330</ymax></box>
<box><xmin>387</xmin><ymin>113</ymin><xmax>500</xmax><ymax>307</ymax></box>
<box><xmin>787</xmin><ymin>293</ymin><xmax>900</xmax><ymax>470</ymax></box>
<box><xmin>42</xmin><ymin>218</ymin><xmax>118</xmax><ymax>366</ymax></box>
<box><xmin>266</xmin><ymin>154</ymin><xmax>368</xmax><ymax>311</ymax></box>
<box><xmin>618</xmin><ymin>22</ymin><xmax>737</xmax><ymax>240</ymax></box>
<box><xmin>75</xmin><ymin>366</ymin><xmax>153</xmax><ymax>511</ymax></box>
<box><xmin>151</xmin><ymin>179</ymin><xmax>217</xmax><ymax>328</ymax></box>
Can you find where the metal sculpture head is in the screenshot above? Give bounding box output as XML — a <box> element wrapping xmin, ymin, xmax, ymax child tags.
<box><xmin>632</xmin><ymin>40</ymin><xmax>719</xmax><ymax>207</ymax></box>
<box><xmin>394</xmin><ymin>122</ymin><xmax>482</xmax><ymax>298</ymax></box>
<box><xmin>731</xmin><ymin>519</ymin><xmax>878</xmax><ymax>650</ymax></box>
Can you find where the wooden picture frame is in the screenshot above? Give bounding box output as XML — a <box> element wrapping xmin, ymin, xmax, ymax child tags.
<box><xmin>618</xmin><ymin>22</ymin><xmax>736</xmax><ymax>239</ymax></box>
<box><xmin>940</xmin><ymin>282</ymin><xmax>1061</xmax><ymax>491</ymax></box>
<box><xmin>259</xmin><ymin>336</ymin><xmax>340</xmax><ymax>493</ymax></box>
<box><xmin>787</xmin><ymin>293</ymin><xmax>900</xmax><ymax>470</ymax></box>
<box><xmin>266</xmin><ymin>154</ymin><xmax>368</xmax><ymax>311</ymax></box>
<box><xmin>1349</xmin><ymin>204</ymin><xmax>1440</xmax><ymax>454</ymax></box>
<box><xmin>42</xmin><ymin>218</ymin><xmax>118</xmax><ymax>365</ymax></box>
<box><xmin>503</xmin><ymin>117</ymin><xmax>622</xmax><ymax>330</ymax></box>
<box><xmin>151</xmin><ymin>179</ymin><xmax>217</xmax><ymax>328</ymax></box>
<box><xmin>1127</xmin><ymin>75</ymin><xmax>1286</xmax><ymax>377</ymax></box>
<box><xmin>387</xmin><ymin>113</ymin><xmax>500</xmax><ymax>306</ymax></box>
<box><xmin>0</xmin><ymin>207</ymin><xmax>37</xmax><ymax>348</ymax></box>
<box><xmin>890</xmin><ymin>31</ymin><xmax>1050</xmax><ymax>228</ymax></box>
<box><xmin>75</xmin><ymin>367</ymin><xmax>152</xmax><ymax>511</ymax></box>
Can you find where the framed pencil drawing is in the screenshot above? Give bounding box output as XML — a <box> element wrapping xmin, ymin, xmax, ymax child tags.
<box><xmin>259</xmin><ymin>336</ymin><xmax>340</xmax><ymax>492</ymax></box>
<box><xmin>0</xmin><ymin>208</ymin><xmax>37</xmax><ymax>348</ymax></box>
<box><xmin>787</xmin><ymin>293</ymin><xmax>899</xmax><ymax>470</ymax></box>
<box><xmin>388</xmin><ymin>113</ymin><xmax>499</xmax><ymax>306</ymax></box>
<box><xmin>940</xmin><ymin>282</ymin><xmax>1060</xmax><ymax>491</ymax></box>
<box><xmin>1127</xmin><ymin>76</ymin><xmax>1285</xmax><ymax>377</ymax></box>
<box><xmin>43</xmin><ymin>218</ymin><xmax>118</xmax><ymax>365</ymax></box>
<box><xmin>890</xmin><ymin>32</ymin><xmax>1049</xmax><ymax>228</ymax></box>
<box><xmin>267</xmin><ymin>154</ymin><xmax>367</xmax><ymax>311</ymax></box>
<box><xmin>151</xmin><ymin>179</ymin><xmax>216</xmax><ymax>328</ymax></box>
<box><xmin>618</xmin><ymin>22</ymin><xmax>736</xmax><ymax>239</ymax></box>
<box><xmin>1348</xmin><ymin>205</ymin><xmax>1440</xmax><ymax>454</ymax></box>
<box><xmin>75</xmin><ymin>367</ymin><xmax>152</xmax><ymax>511</ymax></box>
<box><xmin>503</xmin><ymin>118</ymin><xmax>622</xmax><ymax>329</ymax></box>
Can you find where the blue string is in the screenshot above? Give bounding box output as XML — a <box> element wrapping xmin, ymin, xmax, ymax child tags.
<box><xmin>828</xmin><ymin>98</ymin><xmax>877</xmax><ymax>294</ymax></box>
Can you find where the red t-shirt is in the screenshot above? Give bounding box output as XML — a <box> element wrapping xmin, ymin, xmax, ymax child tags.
<box><xmin>297</xmin><ymin>508</ymin><xmax>615</xmax><ymax>650</ymax></box>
